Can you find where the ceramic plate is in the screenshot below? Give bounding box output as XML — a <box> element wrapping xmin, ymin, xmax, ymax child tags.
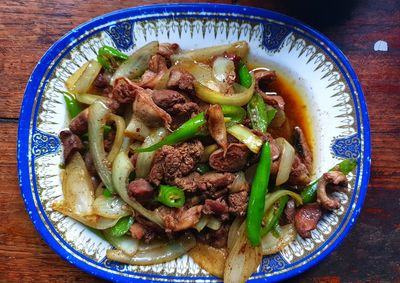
<box><xmin>17</xmin><ymin>4</ymin><xmax>371</xmax><ymax>282</ymax></box>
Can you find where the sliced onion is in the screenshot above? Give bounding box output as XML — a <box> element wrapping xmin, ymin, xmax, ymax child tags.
<box><xmin>61</xmin><ymin>152</ymin><xmax>94</xmax><ymax>216</ymax></box>
<box><xmin>178</xmin><ymin>61</ymin><xmax>225</xmax><ymax>92</ymax></box>
<box><xmin>138</xmin><ymin>240</ymin><xmax>168</xmax><ymax>251</ymax></box>
<box><xmin>135</xmin><ymin>127</ymin><xmax>167</xmax><ymax>178</ymax></box>
<box><xmin>261</xmin><ymin>224</ymin><xmax>296</xmax><ymax>255</ymax></box>
<box><xmin>124</xmin><ymin>115</ymin><xmax>151</xmax><ymax>142</ymax></box>
<box><xmin>227</xmin><ymin>216</ymin><xmax>244</xmax><ymax>251</ymax></box>
<box><xmin>103</xmin><ymin>229</ymin><xmax>139</xmax><ymax>256</ymax></box>
<box><xmin>111</xmin><ymin>41</ymin><xmax>159</xmax><ymax>85</ymax></box>
<box><xmin>229</xmin><ymin>172</ymin><xmax>246</xmax><ymax>193</ymax></box>
<box><xmin>66</xmin><ymin>60</ymin><xmax>102</xmax><ymax>94</ymax></box>
<box><xmin>200</xmin><ymin>144</ymin><xmax>219</xmax><ymax>162</ymax></box>
<box><xmin>264</xmin><ymin>190</ymin><xmax>302</xmax><ymax>214</ymax></box>
<box><xmin>93</xmin><ymin>195</ymin><xmax>131</xmax><ymax>219</ymax></box>
<box><xmin>270</xmin><ymin>107</ymin><xmax>286</xmax><ymax>128</ymax></box>
<box><xmin>227</xmin><ymin>124</ymin><xmax>263</xmax><ymax>154</ymax></box>
<box><xmin>194</xmin><ymin>76</ymin><xmax>255</xmax><ymax>106</ymax></box>
<box><xmin>75</xmin><ymin>93</ymin><xmax>108</xmax><ymax>105</ymax></box>
<box><xmin>213</xmin><ymin>56</ymin><xmax>235</xmax><ymax>84</ymax></box>
<box><xmin>171</xmin><ymin>41</ymin><xmax>249</xmax><ymax>63</ymax></box>
<box><xmin>106</xmin><ymin>233</ymin><xmax>196</xmax><ymax>265</ymax></box>
<box><xmin>189</xmin><ymin>243</ymin><xmax>227</xmax><ymax>278</ymax></box>
<box><xmin>154</xmin><ymin>67</ymin><xmax>173</xmax><ymax>90</ymax></box>
<box><xmin>275</xmin><ymin>137</ymin><xmax>296</xmax><ymax>185</ymax></box>
<box><xmin>194</xmin><ymin>216</ymin><xmax>209</xmax><ymax>232</ymax></box>
<box><xmin>112</xmin><ymin>151</ymin><xmax>164</xmax><ymax>226</ymax></box>
<box><xmin>224</xmin><ymin>221</ymin><xmax>263</xmax><ymax>283</ymax></box>
<box><xmin>52</xmin><ymin>202</ymin><xmax>122</xmax><ymax>230</ymax></box>
<box><xmin>106</xmin><ymin>113</ymin><xmax>125</xmax><ymax>163</ymax></box>
<box><xmin>88</xmin><ymin>101</ymin><xmax>113</xmax><ymax>191</ymax></box>
<box><xmin>206</xmin><ymin>217</ymin><xmax>221</xmax><ymax>231</ymax></box>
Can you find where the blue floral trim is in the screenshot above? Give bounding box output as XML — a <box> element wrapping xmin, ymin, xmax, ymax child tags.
<box><xmin>262</xmin><ymin>22</ymin><xmax>291</xmax><ymax>51</ymax></box>
<box><xmin>261</xmin><ymin>254</ymin><xmax>288</xmax><ymax>273</ymax></box>
<box><xmin>31</xmin><ymin>129</ymin><xmax>60</xmax><ymax>158</ymax></box>
<box><xmin>106</xmin><ymin>21</ymin><xmax>134</xmax><ymax>50</ymax></box>
<box><xmin>331</xmin><ymin>133</ymin><xmax>361</xmax><ymax>159</ymax></box>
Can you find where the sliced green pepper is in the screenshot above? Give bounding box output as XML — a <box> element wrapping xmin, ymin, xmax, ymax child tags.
<box><xmin>157</xmin><ymin>185</ymin><xmax>185</xmax><ymax>208</ymax></box>
<box><xmin>238</xmin><ymin>62</ymin><xmax>252</xmax><ymax>88</ymax></box>
<box><xmin>103</xmin><ymin>187</ymin><xmax>113</xmax><ymax>198</ymax></box>
<box><xmin>110</xmin><ymin>216</ymin><xmax>134</xmax><ymax>237</ymax></box>
<box><xmin>97</xmin><ymin>46</ymin><xmax>128</xmax><ymax>72</ymax></box>
<box><xmin>136</xmin><ymin>106</ymin><xmax>246</xmax><ymax>153</ymax></box>
<box><xmin>246</xmin><ymin>142</ymin><xmax>272</xmax><ymax>246</ymax></box>
<box><xmin>261</xmin><ymin>195</ymin><xmax>288</xmax><ymax>237</ymax></box>
<box><xmin>246</xmin><ymin>93</ymin><xmax>269</xmax><ymax>133</ymax></box>
<box><xmin>301</xmin><ymin>159</ymin><xmax>358</xmax><ymax>204</ymax></box>
<box><xmin>63</xmin><ymin>91</ymin><xmax>82</xmax><ymax>119</ymax></box>
<box><xmin>195</xmin><ymin>163</ymin><xmax>210</xmax><ymax>174</ymax></box>
<box><xmin>136</xmin><ymin>112</ymin><xmax>207</xmax><ymax>153</ymax></box>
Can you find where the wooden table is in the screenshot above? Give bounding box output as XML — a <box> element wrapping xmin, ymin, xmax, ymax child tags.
<box><xmin>1</xmin><ymin>0</ymin><xmax>399</xmax><ymax>282</ymax></box>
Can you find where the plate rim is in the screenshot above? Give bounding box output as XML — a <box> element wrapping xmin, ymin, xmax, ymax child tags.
<box><xmin>17</xmin><ymin>3</ymin><xmax>371</xmax><ymax>282</ymax></box>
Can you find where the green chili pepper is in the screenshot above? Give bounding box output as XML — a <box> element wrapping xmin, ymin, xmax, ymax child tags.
<box><xmin>110</xmin><ymin>216</ymin><xmax>134</xmax><ymax>237</ymax></box>
<box><xmin>247</xmin><ymin>142</ymin><xmax>272</xmax><ymax>246</ymax></box>
<box><xmin>261</xmin><ymin>195</ymin><xmax>288</xmax><ymax>237</ymax></box>
<box><xmin>136</xmin><ymin>106</ymin><xmax>246</xmax><ymax>153</ymax></box>
<box><xmin>221</xmin><ymin>105</ymin><xmax>246</xmax><ymax>125</ymax></box>
<box><xmin>247</xmin><ymin>93</ymin><xmax>271</xmax><ymax>133</ymax></box>
<box><xmin>271</xmin><ymin>222</ymin><xmax>281</xmax><ymax>238</ymax></box>
<box><xmin>157</xmin><ymin>185</ymin><xmax>185</xmax><ymax>208</ymax></box>
<box><xmin>103</xmin><ymin>187</ymin><xmax>113</xmax><ymax>198</ymax></box>
<box><xmin>301</xmin><ymin>159</ymin><xmax>358</xmax><ymax>204</ymax></box>
<box><xmin>136</xmin><ymin>112</ymin><xmax>207</xmax><ymax>153</ymax></box>
<box><xmin>97</xmin><ymin>46</ymin><xmax>128</xmax><ymax>72</ymax></box>
<box><xmin>195</xmin><ymin>164</ymin><xmax>210</xmax><ymax>174</ymax></box>
<box><xmin>238</xmin><ymin>62</ymin><xmax>252</xmax><ymax>89</ymax></box>
<box><xmin>63</xmin><ymin>92</ymin><xmax>82</xmax><ymax>119</ymax></box>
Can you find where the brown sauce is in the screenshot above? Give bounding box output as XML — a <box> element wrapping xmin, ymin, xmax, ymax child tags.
<box><xmin>268</xmin><ymin>73</ymin><xmax>314</xmax><ymax>154</ymax></box>
<box><xmin>248</xmin><ymin>62</ymin><xmax>314</xmax><ymax>157</ymax></box>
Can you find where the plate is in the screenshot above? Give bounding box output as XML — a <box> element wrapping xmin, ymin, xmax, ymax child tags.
<box><xmin>17</xmin><ymin>4</ymin><xmax>371</xmax><ymax>282</ymax></box>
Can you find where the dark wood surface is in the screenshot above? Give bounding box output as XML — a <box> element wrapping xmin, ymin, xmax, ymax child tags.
<box><xmin>1</xmin><ymin>0</ymin><xmax>399</xmax><ymax>282</ymax></box>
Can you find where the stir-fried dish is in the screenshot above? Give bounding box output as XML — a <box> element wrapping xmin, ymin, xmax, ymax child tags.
<box><xmin>54</xmin><ymin>41</ymin><xmax>356</xmax><ymax>282</ymax></box>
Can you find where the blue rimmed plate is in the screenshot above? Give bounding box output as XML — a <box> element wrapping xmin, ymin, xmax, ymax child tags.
<box><xmin>17</xmin><ymin>4</ymin><xmax>371</xmax><ymax>282</ymax></box>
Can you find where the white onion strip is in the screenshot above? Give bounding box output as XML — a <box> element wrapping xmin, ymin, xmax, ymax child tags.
<box><xmin>275</xmin><ymin>137</ymin><xmax>295</xmax><ymax>185</ymax></box>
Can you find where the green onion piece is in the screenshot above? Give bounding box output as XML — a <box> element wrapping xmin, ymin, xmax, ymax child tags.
<box><xmin>157</xmin><ymin>185</ymin><xmax>185</xmax><ymax>208</ymax></box>
<box><xmin>63</xmin><ymin>91</ymin><xmax>82</xmax><ymax>119</ymax></box>
<box><xmin>110</xmin><ymin>216</ymin><xmax>134</xmax><ymax>237</ymax></box>
<box><xmin>238</xmin><ymin>62</ymin><xmax>252</xmax><ymax>88</ymax></box>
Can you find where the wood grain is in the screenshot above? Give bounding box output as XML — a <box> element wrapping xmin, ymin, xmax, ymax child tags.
<box><xmin>1</xmin><ymin>0</ymin><xmax>399</xmax><ymax>282</ymax></box>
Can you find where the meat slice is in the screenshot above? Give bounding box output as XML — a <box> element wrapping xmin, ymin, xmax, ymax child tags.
<box><xmin>206</xmin><ymin>105</ymin><xmax>228</xmax><ymax>152</ymax></box>
<box><xmin>151</xmin><ymin>89</ymin><xmax>186</xmax><ymax>112</ymax></box>
<box><xmin>111</xmin><ymin>77</ymin><xmax>142</xmax><ymax>103</ymax></box>
<box><xmin>130</xmin><ymin>223</ymin><xmax>145</xmax><ymax>240</ymax></box>
<box><xmin>69</xmin><ymin>109</ymin><xmax>89</xmax><ymax>136</ymax></box>
<box><xmin>174</xmin><ymin>172</ymin><xmax>201</xmax><ymax>193</ymax></box>
<box><xmin>133</xmin><ymin>88</ymin><xmax>172</xmax><ymax>129</ymax></box>
<box><xmin>197</xmin><ymin>224</ymin><xmax>229</xmax><ymax>249</ymax></box>
<box><xmin>197</xmin><ymin>172</ymin><xmax>235</xmax><ymax>195</ymax></box>
<box><xmin>93</xmin><ymin>71</ymin><xmax>111</xmax><ymax>89</ymax></box>
<box><xmin>148</xmin><ymin>141</ymin><xmax>204</xmax><ymax>186</ymax></box>
<box><xmin>203</xmin><ymin>199</ymin><xmax>229</xmax><ymax>216</ymax></box>
<box><xmin>317</xmin><ymin>171</ymin><xmax>348</xmax><ymax>210</ymax></box>
<box><xmin>254</xmin><ymin>70</ymin><xmax>276</xmax><ymax>93</ymax></box>
<box><xmin>158</xmin><ymin>205</ymin><xmax>203</xmax><ymax>232</ymax></box>
<box><xmin>128</xmin><ymin>178</ymin><xmax>155</xmax><ymax>205</ymax></box>
<box><xmin>139</xmin><ymin>54</ymin><xmax>168</xmax><ymax>89</ymax></box>
<box><xmin>167</xmin><ymin>68</ymin><xmax>195</xmax><ymax>92</ymax></box>
<box><xmin>228</xmin><ymin>190</ymin><xmax>249</xmax><ymax>216</ymax></box>
<box><xmin>209</xmin><ymin>143</ymin><xmax>249</xmax><ymax>172</ymax></box>
<box><xmin>60</xmin><ymin>130</ymin><xmax>83</xmax><ymax>163</ymax></box>
<box><xmin>294</xmin><ymin>203</ymin><xmax>322</xmax><ymax>238</ymax></box>
<box><xmin>287</xmin><ymin>155</ymin><xmax>311</xmax><ymax>186</ymax></box>
<box><xmin>284</xmin><ymin>198</ymin><xmax>296</xmax><ymax>224</ymax></box>
<box><xmin>158</xmin><ymin>43</ymin><xmax>180</xmax><ymax>60</ymax></box>
<box><xmin>135</xmin><ymin>216</ymin><xmax>165</xmax><ymax>243</ymax></box>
